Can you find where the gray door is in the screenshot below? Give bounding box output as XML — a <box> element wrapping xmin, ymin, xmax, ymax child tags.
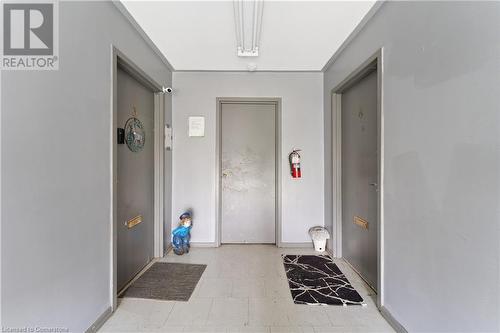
<box><xmin>341</xmin><ymin>70</ymin><xmax>378</xmax><ymax>289</ymax></box>
<box><xmin>221</xmin><ymin>102</ymin><xmax>276</xmax><ymax>243</ymax></box>
<box><xmin>117</xmin><ymin>68</ymin><xmax>154</xmax><ymax>291</ymax></box>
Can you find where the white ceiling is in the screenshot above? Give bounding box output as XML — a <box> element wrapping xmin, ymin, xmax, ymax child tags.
<box><xmin>121</xmin><ymin>1</ymin><xmax>376</xmax><ymax>71</ymax></box>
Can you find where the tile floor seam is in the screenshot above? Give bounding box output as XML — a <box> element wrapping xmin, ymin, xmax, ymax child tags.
<box><xmin>160</xmin><ymin>301</ymin><xmax>176</xmax><ymax>327</ymax></box>
<box><xmin>203</xmin><ymin>297</ymin><xmax>215</xmax><ymax>326</ymax></box>
<box><xmin>246</xmin><ymin>297</ymin><xmax>250</xmax><ymax>327</ymax></box>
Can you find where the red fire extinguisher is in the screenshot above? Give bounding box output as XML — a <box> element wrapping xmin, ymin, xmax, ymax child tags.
<box><xmin>289</xmin><ymin>149</ymin><xmax>302</xmax><ymax>179</ymax></box>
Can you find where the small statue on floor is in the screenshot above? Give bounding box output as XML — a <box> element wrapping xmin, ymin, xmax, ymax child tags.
<box><xmin>172</xmin><ymin>212</ymin><xmax>192</xmax><ymax>255</ymax></box>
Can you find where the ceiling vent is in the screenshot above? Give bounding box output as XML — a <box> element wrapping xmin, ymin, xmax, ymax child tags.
<box><xmin>233</xmin><ymin>0</ymin><xmax>264</xmax><ymax>57</ymax></box>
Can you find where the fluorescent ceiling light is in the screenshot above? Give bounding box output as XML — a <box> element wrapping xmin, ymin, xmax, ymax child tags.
<box><xmin>233</xmin><ymin>0</ymin><xmax>264</xmax><ymax>57</ymax></box>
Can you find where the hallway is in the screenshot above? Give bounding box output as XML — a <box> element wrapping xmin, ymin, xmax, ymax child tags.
<box><xmin>2</xmin><ymin>1</ymin><xmax>499</xmax><ymax>331</ymax></box>
<box><xmin>100</xmin><ymin>245</ymin><xmax>393</xmax><ymax>332</ymax></box>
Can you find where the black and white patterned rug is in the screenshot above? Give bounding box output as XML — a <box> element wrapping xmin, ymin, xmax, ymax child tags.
<box><xmin>283</xmin><ymin>254</ymin><xmax>364</xmax><ymax>306</ymax></box>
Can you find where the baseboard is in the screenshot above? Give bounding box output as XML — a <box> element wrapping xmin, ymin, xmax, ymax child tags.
<box><xmin>164</xmin><ymin>243</ymin><xmax>173</xmax><ymax>256</ymax></box>
<box><xmin>190</xmin><ymin>242</ymin><xmax>218</xmax><ymax>247</ymax></box>
<box><xmin>190</xmin><ymin>242</ymin><xmax>312</xmax><ymax>248</ymax></box>
<box><xmin>380</xmin><ymin>306</ymin><xmax>408</xmax><ymax>333</ymax></box>
<box><xmin>85</xmin><ymin>306</ymin><xmax>112</xmax><ymax>333</ymax></box>
<box><xmin>279</xmin><ymin>242</ymin><xmax>313</xmax><ymax>248</ymax></box>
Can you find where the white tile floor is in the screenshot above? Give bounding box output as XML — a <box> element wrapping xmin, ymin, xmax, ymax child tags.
<box><xmin>100</xmin><ymin>245</ymin><xmax>394</xmax><ymax>333</ymax></box>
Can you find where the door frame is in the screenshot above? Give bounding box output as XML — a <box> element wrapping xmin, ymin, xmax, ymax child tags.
<box><xmin>331</xmin><ymin>49</ymin><xmax>384</xmax><ymax>307</ymax></box>
<box><xmin>215</xmin><ymin>97</ymin><xmax>282</xmax><ymax>247</ymax></box>
<box><xmin>110</xmin><ymin>46</ymin><xmax>165</xmax><ymax>310</ymax></box>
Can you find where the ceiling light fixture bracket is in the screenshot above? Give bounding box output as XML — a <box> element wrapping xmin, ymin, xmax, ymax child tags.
<box><xmin>238</xmin><ymin>46</ymin><xmax>259</xmax><ymax>57</ymax></box>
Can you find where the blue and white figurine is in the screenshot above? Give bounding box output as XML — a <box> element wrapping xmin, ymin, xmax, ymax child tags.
<box><xmin>172</xmin><ymin>212</ymin><xmax>192</xmax><ymax>255</ymax></box>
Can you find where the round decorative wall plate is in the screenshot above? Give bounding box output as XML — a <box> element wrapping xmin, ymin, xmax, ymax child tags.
<box><xmin>124</xmin><ymin>117</ymin><xmax>145</xmax><ymax>152</ymax></box>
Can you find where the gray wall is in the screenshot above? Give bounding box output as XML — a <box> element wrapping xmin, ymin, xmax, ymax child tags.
<box><xmin>1</xmin><ymin>2</ymin><xmax>172</xmax><ymax>331</ymax></box>
<box><xmin>324</xmin><ymin>1</ymin><xmax>500</xmax><ymax>331</ymax></box>
<box><xmin>172</xmin><ymin>72</ymin><xmax>324</xmax><ymax>245</ymax></box>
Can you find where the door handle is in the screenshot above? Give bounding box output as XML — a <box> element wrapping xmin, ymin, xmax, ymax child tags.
<box><xmin>369</xmin><ymin>182</ymin><xmax>378</xmax><ymax>187</ymax></box>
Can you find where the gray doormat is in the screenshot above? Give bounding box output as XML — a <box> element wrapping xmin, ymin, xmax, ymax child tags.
<box><xmin>121</xmin><ymin>262</ymin><xmax>206</xmax><ymax>301</ymax></box>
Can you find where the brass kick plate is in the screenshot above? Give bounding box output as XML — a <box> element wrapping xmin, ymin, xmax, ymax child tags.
<box><xmin>126</xmin><ymin>215</ymin><xmax>143</xmax><ymax>229</ymax></box>
<box><xmin>354</xmin><ymin>216</ymin><xmax>368</xmax><ymax>229</ymax></box>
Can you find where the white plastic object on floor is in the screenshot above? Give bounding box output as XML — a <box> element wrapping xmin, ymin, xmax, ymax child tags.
<box><xmin>309</xmin><ymin>226</ymin><xmax>330</xmax><ymax>252</ymax></box>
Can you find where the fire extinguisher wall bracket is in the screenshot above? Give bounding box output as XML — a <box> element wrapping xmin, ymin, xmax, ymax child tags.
<box><xmin>289</xmin><ymin>149</ymin><xmax>302</xmax><ymax>179</ymax></box>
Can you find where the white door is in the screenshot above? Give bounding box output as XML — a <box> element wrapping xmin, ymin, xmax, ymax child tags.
<box><xmin>221</xmin><ymin>102</ymin><xmax>276</xmax><ymax>243</ymax></box>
